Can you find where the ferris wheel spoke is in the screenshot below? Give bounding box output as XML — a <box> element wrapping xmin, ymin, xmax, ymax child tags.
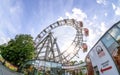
<box><xmin>34</xmin><ymin>19</ymin><xmax>89</xmax><ymax>64</ymax></box>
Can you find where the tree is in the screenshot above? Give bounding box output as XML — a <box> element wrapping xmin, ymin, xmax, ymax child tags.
<box><xmin>79</xmin><ymin>60</ymin><xmax>84</xmax><ymax>64</ymax></box>
<box><xmin>0</xmin><ymin>34</ymin><xmax>35</xmax><ymax>68</ymax></box>
<box><xmin>70</xmin><ymin>60</ymin><xmax>78</xmax><ymax>65</ymax></box>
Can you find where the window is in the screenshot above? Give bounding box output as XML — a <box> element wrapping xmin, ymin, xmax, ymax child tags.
<box><xmin>101</xmin><ymin>33</ymin><xmax>119</xmax><ymax>54</ymax></box>
<box><xmin>117</xmin><ymin>22</ymin><xmax>120</xmax><ymax>28</ymax></box>
<box><xmin>103</xmin><ymin>25</ymin><xmax>120</xmax><ymax>71</ymax></box>
<box><xmin>109</xmin><ymin>26</ymin><xmax>120</xmax><ymax>42</ymax></box>
<box><xmin>101</xmin><ymin>33</ymin><xmax>115</xmax><ymax>48</ymax></box>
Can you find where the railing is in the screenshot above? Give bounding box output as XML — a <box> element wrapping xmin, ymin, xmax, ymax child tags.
<box><xmin>62</xmin><ymin>63</ymin><xmax>86</xmax><ymax>69</ymax></box>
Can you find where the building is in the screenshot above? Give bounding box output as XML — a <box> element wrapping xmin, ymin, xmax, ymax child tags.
<box><xmin>85</xmin><ymin>21</ymin><xmax>120</xmax><ymax>75</ymax></box>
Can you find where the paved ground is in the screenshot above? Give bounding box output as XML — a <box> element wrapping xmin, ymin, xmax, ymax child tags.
<box><xmin>0</xmin><ymin>62</ymin><xmax>23</xmax><ymax>75</ymax></box>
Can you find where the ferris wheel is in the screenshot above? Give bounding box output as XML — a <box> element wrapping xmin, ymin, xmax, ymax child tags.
<box><xmin>34</xmin><ymin>19</ymin><xmax>89</xmax><ymax>64</ymax></box>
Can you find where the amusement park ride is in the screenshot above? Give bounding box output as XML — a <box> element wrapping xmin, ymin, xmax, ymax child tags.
<box><xmin>34</xmin><ymin>19</ymin><xmax>89</xmax><ymax>65</ymax></box>
<box><xmin>1</xmin><ymin>19</ymin><xmax>120</xmax><ymax>75</ymax></box>
<box><xmin>0</xmin><ymin>19</ymin><xmax>89</xmax><ymax>75</ymax></box>
<box><xmin>21</xmin><ymin>19</ymin><xmax>120</xmax><ymax>75</ymax></box>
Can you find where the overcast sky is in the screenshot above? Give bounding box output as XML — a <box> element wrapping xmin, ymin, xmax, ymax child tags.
<box><xmin>0</xmin><ymin>0</ymin><xmax>120</xmax><ymax>60</ymax></box>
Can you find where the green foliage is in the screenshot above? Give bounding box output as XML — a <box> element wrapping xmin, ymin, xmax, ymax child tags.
<box><xmin>0</xmin><ymin>34</ymin><xmax>35</xmax><ymax>67</ymax></box>
<box><xmin>70</xmin><ymin>60</ymin><xmax>78</xmax><ymax>65</ymax></box>
<box><xmin>79</xmin><ymin>60</ymin><xmax>84</xmax><ymax>64</ymax></box>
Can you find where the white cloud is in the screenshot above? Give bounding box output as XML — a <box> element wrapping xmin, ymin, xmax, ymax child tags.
<box><xmin>30</xmin><ymin>28</ymin><xmax>38</xmax><ymax>38</ymax></box>
<box><xmin>100</xmin><ymin>22</ymin><xmax>108</xmax><ymax>35</ymax></box>
<box><xmin>87</xmin><ymin>28</ymin><xmax>98</xmax><ymax>48</ymax></box>
<box><xmin>57</xmin><ymin>17</ymin><xmax>64</xmax><ymax>21</ymax></box>
<box><xmin>0</xmin><ymin>37</ymin><xmax>10</xmax><ymax>45</ymax></box>
<box><xmin>86</xmin><ymin>20</ymin><xmax>94</xmax><ymax>26</ymax></box>
<box><xmin>0</xmin><ymin>32</ymin><xmax>10</xmax><ymax>45</ymax></box>
<box><xmin>112</xmin><ymin>3</ymin><xmax>120</xmax><ymax>16</ymax></box>
<box><xmin>57</xmin><ymin>9</ymin><xmax>87</xmax><ymax>60</ymax></box>
<box><xmin>96</xmin><ymin>0</ymin><xmax>107</xmax><ymax>5</ymax></box>
<box><xmin>30</xmin><ymin>28</ymin><xmax>35</xmax><ymax>35</ymax></box>
<box><xmin>86</xmin><ymin>22</ymin><xmax>108</xmax><ymax>51</ymax></box>
<box><xmin>115</xmin><ymin>7</ymin><xmax>120</xmax><ymax>16</ymax></box>
<box><xmin>0</xmin><ymin>21</ymin><xmax>15</xmax><ymax>44</ymax></box>
<box><xmin>112</xmin><ymin>3</ymin><xmax>116</xmax><ymax>10</ymax></box>
<box><xmin>104</xmin><ymin>13</ymin><xmax>108</xmax><ymax>17</ymax></box>
<box><xmin>93</xmin><ymin>15</ymin><xmax>97</xmax><ymax>20</ymax></box>
<box><xmin>65</xmin><ymin>8</ymin><xmax>87</xmax><ymax>21</ymax></box>
<box><xmin>57</xmin><ymin>8</ymin><xmax>109</xmax><ymax>61</ymax></box>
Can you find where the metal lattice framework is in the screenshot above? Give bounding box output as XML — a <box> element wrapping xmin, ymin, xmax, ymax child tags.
<box><xmin>34</xmin><ymin>19</ymin><xmax>88</xmax><ymax>64</ymax></box>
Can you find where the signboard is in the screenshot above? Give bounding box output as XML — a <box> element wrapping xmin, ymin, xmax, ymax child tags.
<box><xmin>96</xmin><ymin>46</ymin><xmax>105</xmax><ymax>57</ymax></box>
<box><xmin>89</xmin><ymin>41</ymin><xmax>119</xmax><ymax>75</ymax></box>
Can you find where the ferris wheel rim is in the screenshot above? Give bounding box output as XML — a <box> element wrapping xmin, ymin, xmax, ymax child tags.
<box><xmin>34</xmin><ymin>19</ymin><xmax>86</xmax><ymax>63</ymax></box>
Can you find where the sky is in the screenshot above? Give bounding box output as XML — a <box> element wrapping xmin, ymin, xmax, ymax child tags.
<box><xmin>0</xmin><ymin>0</ymin><xmax>120</xmax><ymax>60</ymax></box>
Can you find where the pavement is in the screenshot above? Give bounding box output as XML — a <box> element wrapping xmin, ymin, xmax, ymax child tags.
<box><xmin>0</xmin><ymin>62</ymin><xmax>23</xmax><ymax>75</ymax></box>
